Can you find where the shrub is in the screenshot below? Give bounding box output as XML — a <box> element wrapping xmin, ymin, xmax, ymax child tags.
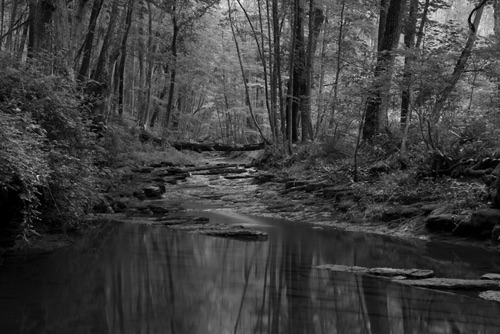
<box><xmin>0</xmin><ymin>55</ymin><xmax>100</xmax><ymax>236</ymax></box>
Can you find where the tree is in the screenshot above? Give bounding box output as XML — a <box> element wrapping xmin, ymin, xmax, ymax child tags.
<box><xmin>78</xmin><ymin>0</ymin><xmax>104</xmax><ymax>81</ymax></box>
<box><xmin>162</xmin><ymin>0</ymin><xmax>219</xmax><ymax>131</ymax></box>
<box><xmin>362</xmin><ymin>0</ymin><xmax>407</xmax><ymax>142</ymax></box>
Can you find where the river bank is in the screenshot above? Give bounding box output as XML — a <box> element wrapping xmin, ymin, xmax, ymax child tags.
<box><xmin>92</xmin><ymin>149</ymin><xmax>500</xmax><ymax>251</ymax></box>
<box><xmin>3</xmin><ymin>148</ymin><xmax>499</xmax><ymax>257</ymax></box>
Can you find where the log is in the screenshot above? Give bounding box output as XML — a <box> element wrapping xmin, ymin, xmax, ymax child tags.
<box><xmin>172</xmin><ymin>141</ymin><xmax>265</xmax><ymax>152</ymax></box>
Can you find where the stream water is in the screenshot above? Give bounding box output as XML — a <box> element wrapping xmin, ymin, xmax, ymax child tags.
<box><xmin>2</xmin><ymin>210</ymin><xmax>500</xmax><ymax>333</ymax></box>
<box><xmin>2</xmin><ymin>164</ymin><xmax>500</xmax><ymax>333</ymax></box>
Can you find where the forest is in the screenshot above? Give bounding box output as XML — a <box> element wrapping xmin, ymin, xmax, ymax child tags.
<box><xmin>1</xmin><ymin>0</ymin><xmax>500</xmax><ymax>248</ymax></box>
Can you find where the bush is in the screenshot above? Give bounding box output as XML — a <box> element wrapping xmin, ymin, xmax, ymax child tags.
<box><xmin>0</xmin><ymin>55</ymin><xmax>100</xmax><ymax>235</ymax></box>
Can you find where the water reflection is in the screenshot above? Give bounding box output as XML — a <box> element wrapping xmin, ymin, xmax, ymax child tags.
<box><xmin>1</xmin><ymin>216</ymin><xmax>500</xmax><ymax>333</ymax></box>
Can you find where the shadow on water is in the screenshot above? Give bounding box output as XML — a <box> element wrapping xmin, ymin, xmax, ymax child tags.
<box><xmin>2</xmin><ymin>213</ymin><xmax>500</xmax><ymax>333</ymax></box>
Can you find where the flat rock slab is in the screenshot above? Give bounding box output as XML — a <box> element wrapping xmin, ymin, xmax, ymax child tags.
<box><xmin>398</xmin><ymin>278</ymin><xmax>500</xmax><ymax>291</ymax></box>
<box><xmin>317</xmin><ymin>264</ymin><xmax>434</xmax><ymax>279</ymax></box>
<box><xmin>161</xmin><ymin>217</ymin><xmax>268</xmax><ymax>241</ymax></box>
<box><xmin>482</xmin><ymin>273</ymin><xmax>500</xmax><ymax>281</ymax></box>
<box><xmin>197</xmin><ymin>225</ymin><xmax>268</xmax><ymax>241</ymax></box>
<box><xmin>479</xmin><ymin>291</ymin><xmax>500</xmax><ymax>302</ymax></box>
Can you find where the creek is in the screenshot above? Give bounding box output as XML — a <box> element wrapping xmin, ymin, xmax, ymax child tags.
<box><xmin>2</xmin><ymin>159</ymin><xmax>500</xmax><ymax>333</ymax></box>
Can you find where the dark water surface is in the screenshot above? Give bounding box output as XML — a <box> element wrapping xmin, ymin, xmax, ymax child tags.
<box><xmin>2</xmin><ymin>211</ymin><xmax>500</xmax><ymax>334</ymax></box>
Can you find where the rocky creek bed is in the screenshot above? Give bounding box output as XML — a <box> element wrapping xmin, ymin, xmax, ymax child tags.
<box><xmin>4</xmin><ymin>151</ymin><xmax>500</xmax><ymax>303</ymax></box>
<box><xmin>90</xmin><ymin>151</ymin><xmax>500</xmax><ymax>248</ymax></box>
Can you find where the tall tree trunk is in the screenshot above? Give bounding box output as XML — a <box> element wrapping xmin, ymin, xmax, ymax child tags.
<box><xmin>17</xmin><ymin>12</ymin><xmax>29</xmax><ymax>60</ymax></box>
<box><xmin>27</xmin><ymin>0</ymin><xmax>57</xmax><ymax>60</ymax></box>
<box><xmin>77</xmin><ymin>0</ymin><xmax>104</xmax><ymax>81</ymax></box>
<box><xmin>0</xmin><ymin>0</ymin><xmax>5</xmax><ymax>50</ymax></box>
<box><xmin>93</xmin><ymin>0</ymin><xmax>119</xmax><ymax>83</ymax></box>
<box><xmin>117</xmin><ymin>0</ymin><xmax>134</xmax><ymax>116</ymax></box>
<box><xmin>163</xmin><ymin>0</ymin><xmax>179</xmax><ymax>129</ymax></box>
<box><xmin>265</xmin><ymin>0</ymin><xmax>279</xmax><ymax>142</ymax></box>
<box><xmin>70</xmin><ymin>0</ymin><xmax>90</xmax><ymax>67</ymax></box>
<box><xmin>5</xmin><ymin>0</ymin><xmax>18</xmax><ymax>53</ymax></box>
<box><xmin>272</xmin><ymin>0</ymin><xmax>285</xmax><ymax>140</ymax></box>
<box><xmin>143</xmin><ymin>0</ymin><xmax>157</xmax><ymax>127</ymax></box>
<box><xmin>236</xmin><ymin>0</ymin><xmax>274</xmax><ymax>142</ymax></box>
<box><xmin>227</xmin><ymin>0</ymin><xmax>269</xmax><ymax>144</ymax></box>
<box><xmin>400</xmin><ymin>0</ymin><xmax>418</xmax><ymax>129</ymax></box>
<box><xmin>329</xmin><ymin>1</ymin><xmax>345</xmax><ymax>136</ymax></box>
<box><xmin>362</xmin><ymin>0</ymin><xmax>406</xmax><ymax>142</ymax></box>
<box><xmin>377</xmin><ymin>0</ymin><xmax>389</xmax><ymax>52</ymax></box>
<box><xmin>493</xmin><ymin>0</ymin><xmax>500</xmax><ymax>103</ymax></box>
<box><xmin>257</xmin><ymin>0</ymin><xmax>274</xmax><ymax>142</ymax></box>
<box><xmin>90</xmin><ymin>0</ymin><xmax>120</xmax><ymax>118</ymax></box>
<box><xmin>287</xmin><ymin>0</ymin><xmax>297</xmax><ymax>151</ymax></box>
<box><xmin>288</xmin><ymin>0</ymin><xmax>307</xmax><ymax>143</ymax></box>
<box><xmin>303</xmin><ymin>0</ymin><xmax>324</xmax><ymax>142</ymax></box>
<box><xmin>314</xmin><ymin>7</ymin><xmax>329</xmax><ymax>138</ymax></box>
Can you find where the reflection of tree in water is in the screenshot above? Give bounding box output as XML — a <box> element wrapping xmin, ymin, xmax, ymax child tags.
<box><xmin>6</xmin><ymin>222</ymin><xmax>500</xmax><ymax>333</ymax></box>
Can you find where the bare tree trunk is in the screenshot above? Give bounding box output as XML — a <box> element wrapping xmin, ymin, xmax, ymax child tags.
<box><xmin>70</xmin><ymin>0</ymin><xmax>90</xmax><ymax>67</ymax></box>
<box><xmin>77</xmin><ymin>0</ymin><xmax>104</xmax><ymax>81</ymax></box>
<box><xmin>117</xmin><ymin>0</ymin><xmax>134</xmax><ymax>116</ymax></box>
<box><xmin>0</xmin><ymin>0</ymin><xmax>5</xmax><ymax>50</ymax></box>
<box><xmin>272</xmin><ymin>0</ymin><xmax>285</xmax><ymax>140</ymax></box>
<box><xmin>287</xmin><ymin>0</ymin><xmax>306</xmax><ymax>143</ymax></box>
<box><xmin>257</xmin><ymin>0</ymin><xmax>274</xmax><ymax>142</ymax></box>
<box><xmin>16</xmin><ymin>11</ymin><xmax>29</xmax><ymax>60</ymax></box>
<box><xmin>362</xmin><ymin>0</ymin><xmax>406</xmax><ymax>142</ymax></box>
<box><xmin>227</xmin><ymin>0</ymin><xmax>269</xmax><ymax>144</ymax></box>
<box><xmin>493</xmin><ymin>0</ymin><xmax>500</xmax><ymax>104</ymax></box>
<box><xmin>27</xmin><ymin>0</ymin><xmax>57</xmax><ymax>60</ymax></box>
<box><xmin>303</xmin><ymin>0</ymin><xmax>324</xmax><ymax>142</ymax></box>
<box><xmin>5</xmin><ymin>0</ymin><xmax>19</xmax><ymax>53</ymax></box>
<box><xmin>377</xmin><ymin>0</ymin><xmax>389</xmax><ymax>52</ymax></box>
<box><xmin>236</xmin><ymin>0</ymin><xmax>273</xmax><ymax>142</ymax></box>
<box><xmin>265</xmin><ymin>0</ymin><xmax>279</xmax><ymax>142</ymax></box>
<box><xmin>400</xmin><ymin>0</ymin><xmax>418</xmax><ymax>129</ymax></box>
<box><xmin>163</xmin><ymin>0</ymin><xmax>179</xmax><ymax>130</ymax></box>
<box><xmin>93</xmin><ymin>0</ymin><xmax>119</xmax><ymax>83</ymax></box>
<box><xmin>287</xmin><ymin>0</ymin><xmax>297</xmax><ymax>152</ymax></box>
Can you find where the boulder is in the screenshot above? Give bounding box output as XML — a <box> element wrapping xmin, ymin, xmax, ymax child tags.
<box><xmin>322</xmin><ymin>186</ymin><xmax>353</xmax><ymax>201</ymax></box>
<box><xmin>133</xmin><ymin>167</ymin><xmax>154</xmax><ymax>174</ymax></box>
<box><xmin>143</xmin><ymin>186</ymin><xmax>163</xmax><ymax>198</ymax></box>
<box><xmin>424</xmin><ymin>214</ymin><xmax>468</xmax><ymax>233</ymax></box>
<box><xmin>112</xmin><ymin>200</ymin><xmax>129</xmax><ymax>213</ymax></box>
<box><xmin>133</xmin><ymin>191</ymin><xmax>146</xmax><ymax>200</ymax></box>
<box><xmin>147</xmin><ymin>205</ymin><xmax>169</xmax><ymax>214</ymax></box>
<box><xmin>252</xmin><ymin>173</ymin><xmax>276</xmax><ymax>184</ymax></box>
<box><xmin>420</xmin><ymin>203</ymin><xmax>443</xmax><ymax>214</ymax></box>
<box><xmin>380</xmin><ymin>206</ymin><xmax>422</xmax><ymax>222</ymax></box>
<box><xmin>285</xmin><ymin>180</ymin><xmax>307</xmax><ymax>189</ymax></box>
<box><xmin>337</xmin><ymin>200</ymin><xmax>356</xmax><ymax>212</ymax></box>
<box><xmin>471</xmin><ymin>209</ymin><xmax>500</xmax><ymax>238</ymax></box>
<box><xmin>492</xmin><ymin>225</ymin><xmax>500</xmax><ymax>241</ymax></box>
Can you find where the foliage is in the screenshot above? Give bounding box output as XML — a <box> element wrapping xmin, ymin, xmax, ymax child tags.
<box><xmin>0</xmin><ymin>55</ymin><xmax>100</xmax><ymax>234</ymax></box>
